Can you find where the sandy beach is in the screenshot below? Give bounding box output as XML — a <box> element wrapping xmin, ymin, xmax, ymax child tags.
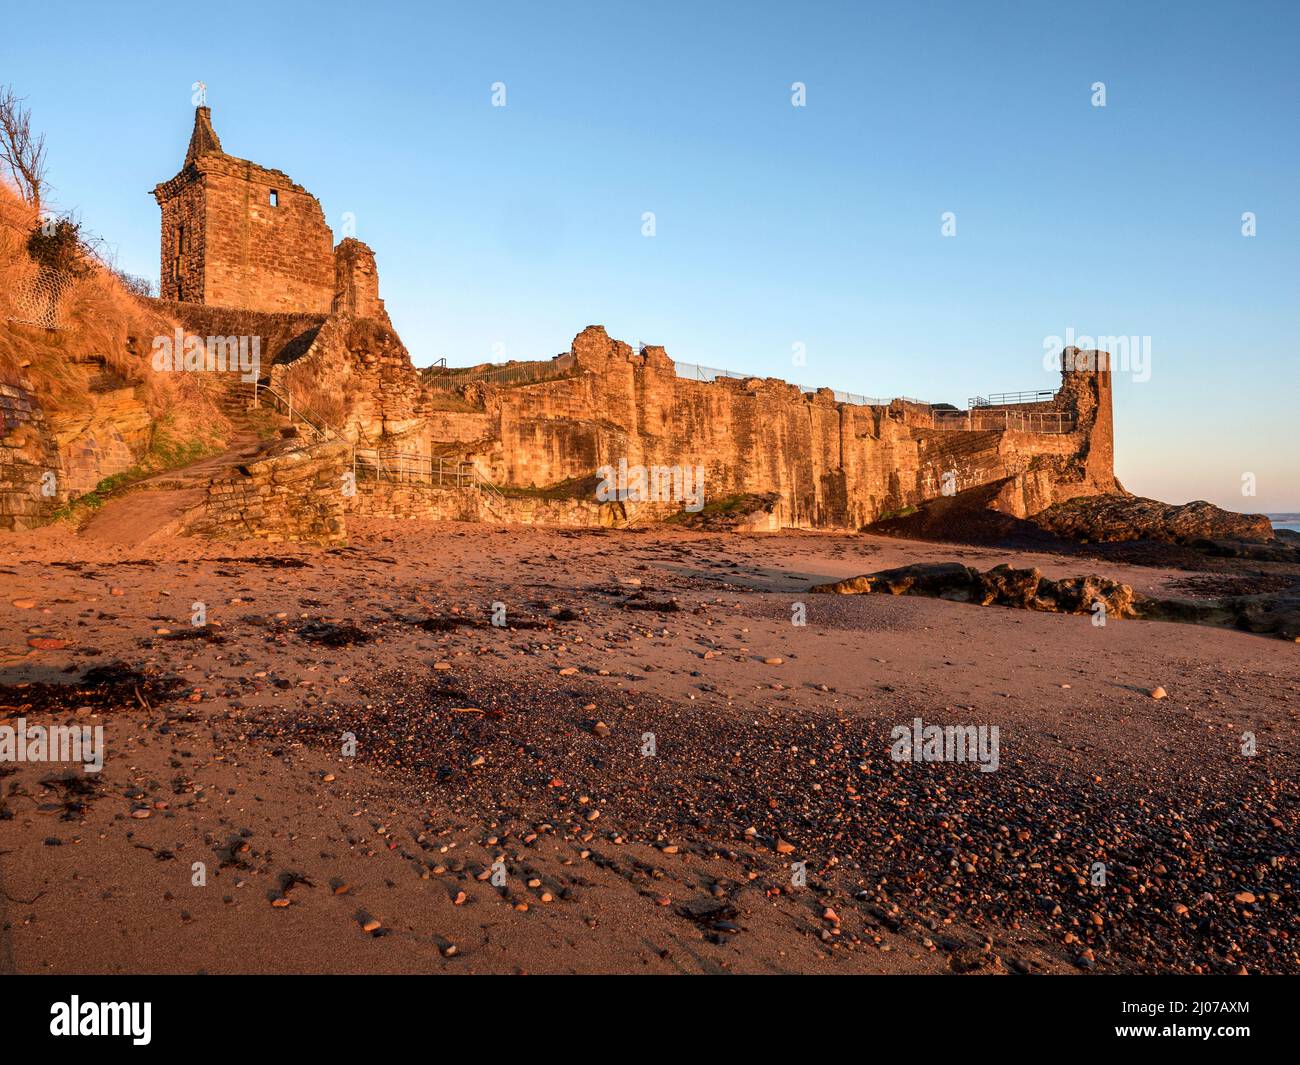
<box><xmin>2</xmin><ymin>520</ymin><xmax>1296</xmax><ymax>975</ymax></box>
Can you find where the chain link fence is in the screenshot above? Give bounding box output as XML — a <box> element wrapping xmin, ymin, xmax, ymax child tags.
<box><xmin>3</xmin><ymin>258</ymin><xmax>75</xmax><ymax>329</ymax></box>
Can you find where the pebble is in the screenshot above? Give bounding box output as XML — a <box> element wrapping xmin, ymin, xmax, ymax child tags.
<box><xmin>362</xmin><ymin>919</ymin><xmax>381</xmax><ymax>932</ymax></box>
<box><xmin>27</xmin><ymin>636</ymin><xmax>67</xmax><ymax>650</ymax></box>
<box><xmin>1150</xmin><ymin>686</ymin><xmax>1167</xmax><ymax>699</ymax></box>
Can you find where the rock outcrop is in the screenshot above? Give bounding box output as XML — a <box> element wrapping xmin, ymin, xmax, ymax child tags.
<box><xmin>812</xmin><ymin>562</ymin><xmax>1300</xmax><ymax>640</ymax></box>
<box><xmin>1031</xmin><ymin>494</ymin><xmax>1274</xmax><ymax>544</ymax></box>
<box><xmin>812</xmin><ymin>562</ymin><xmax>1142</xmax><ymax>618</ymax></box>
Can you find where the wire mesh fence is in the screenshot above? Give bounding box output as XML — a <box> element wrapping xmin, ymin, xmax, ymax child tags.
<box><xmin>671</xmin><ymin>361</ymin><xmax>915</xmax><ymax>406</ymax></box>
<box><xmin>3</xmin><ymin>261</ymin><xmax>75</xmax><ymax>329</ymax></box>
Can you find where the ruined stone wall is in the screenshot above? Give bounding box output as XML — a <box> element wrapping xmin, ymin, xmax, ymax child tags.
<box><xmin>184</xmin><ymin>438</ymin><xmax>348</xmax><ymax>544</ymax></box>
<box><xmin>154</xmin><ymin>130</ymin><xmax>336</xmax><ymax>315</ymax></box>
<box><xmin>196</xmin><ymin>155</ymin><xmax>335</xmax><ymax>314</ymax></box>
<box><xmin>156</xmin><ymin>179</ymin><xmax>206</xmax><ymax>303</ymax></box>
<box><xmin>424</xmin><ymin>329</ymin><xmax>1116</xmax><ymax>531</ymax></box>
<box><xmin>153</xmin><ymin>108</ymin><xmax>366</xmax><ymax>317</ymax></box>
<box><xmin>347</xmin><ymin>481</ymin><xmax>612</xmax><ymax>527</ymax></box>
<box><xmin>333</xmin><ymin>239</ymin><xmax>389</xmax><ymax>324</ymax></box>
<box><xmin>0</xmin><ymin>380</ymin><xmax>59</xmax><ymax>530</ymax></box>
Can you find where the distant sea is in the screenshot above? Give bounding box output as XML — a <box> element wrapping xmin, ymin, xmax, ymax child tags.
<box><xmin>1268</xmin><ymin>514</ymin><xmax>1300</xmax><ymax>534</ymax></box>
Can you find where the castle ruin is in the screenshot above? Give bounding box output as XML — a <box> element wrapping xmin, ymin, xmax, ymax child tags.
<box><xmin>144</xmin><ymin>106</ymin><xmax>1119</xmax><ymax>542</ymax></box>
<box><xmin>152</xmin><ymin>107</ymin><xmax>385</xmax><ymax>322</ymax></box>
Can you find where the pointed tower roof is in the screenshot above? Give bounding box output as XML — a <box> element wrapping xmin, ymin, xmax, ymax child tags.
<box><xmin>184</xmin><ymin>106</ymin><xmax>224</xmax><ymax>167</ymax></box>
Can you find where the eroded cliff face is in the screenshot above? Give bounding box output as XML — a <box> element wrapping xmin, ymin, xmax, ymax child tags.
<box><xmin>413</xmin><ymin>326</ymin><xmax>1118</xmax><ymax>531</ymax></box>
<box><xmin>1</xmin><ymin>356</ymin><xmax>164</xmax><ymax>531</ymax></box>
<box><xmin>48</xmin><ymin>357</ymin><xmax>154</xmax><ymax>496</ymax></box>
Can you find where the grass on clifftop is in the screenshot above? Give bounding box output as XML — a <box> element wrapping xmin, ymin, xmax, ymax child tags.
<box><xmin>664</xmin><ymin>492</ymin><xmax>778</xmax><ymax>524</ymax></box>
<box><xmin>497</xmin><ymin>474</ymin><xmax>600</xmax><ymax>500</ymax></box>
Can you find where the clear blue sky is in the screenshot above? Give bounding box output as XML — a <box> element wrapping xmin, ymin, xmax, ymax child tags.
<box><xmin>3</xmin><ymin>0</ymin><xmax>1297</xmax><ymax>510</ymax></box>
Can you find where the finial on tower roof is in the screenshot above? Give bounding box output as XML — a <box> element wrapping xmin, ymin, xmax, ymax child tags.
<box><xmin>184</xmin><ymin>105</ymin><xmax>223</xmax><ymax>167</ymax></box>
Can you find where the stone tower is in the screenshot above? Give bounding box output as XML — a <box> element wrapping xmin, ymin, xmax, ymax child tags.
<box><xmin>152</xmin><ymin>107</ymin><xmax>335</xmax><ymax>313</ymax></box>
<box><xmin>333</xmin><ymin>237</ymin><xmax>389</xmax><ymax>324</ymax></box>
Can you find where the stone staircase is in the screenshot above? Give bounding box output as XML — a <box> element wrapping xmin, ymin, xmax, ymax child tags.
<box><xmin>80</xmin><ymin>376</ymin><xmax>511</xmax><ymax>543</ymax></box>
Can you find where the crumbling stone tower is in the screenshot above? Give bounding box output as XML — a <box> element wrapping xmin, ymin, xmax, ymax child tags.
<box><xmin>152</xmin><ymin>107</ymin><xmax>336</xmax><ymax>313</ymax></box>
<box><xmin>333</xmin><ymin>237</ymin><xmax>388</xmax><ymax>323</ymax></box>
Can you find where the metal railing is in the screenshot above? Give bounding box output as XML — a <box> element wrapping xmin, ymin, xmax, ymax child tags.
<box><xmin>251</xmin><ymin>382</ymin><xmax>332</xmax><ymax>442</ymax></box>
<box><xmin>672</xmin><ymin>361</ymin><xmax>927</xmax><ymax>407</ymax></box>
<box><xmin>353</xmin><ymin>451</ymin><xmax>503</xmax><ymax>497</ymax></box>
<box><xmin>970</xmin><ymin>390</ymin><xmax>1056</xmax><ymax>408</ymax></box>
<box><xmin>251</xmin><ymin>382</ymin><xmax>504</xmax><ymax>500</ymax></box>
<box><xmin>932</xmin><ymin>409</ymin><xmax>1076</xmax><ymax>433</ymax></box>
